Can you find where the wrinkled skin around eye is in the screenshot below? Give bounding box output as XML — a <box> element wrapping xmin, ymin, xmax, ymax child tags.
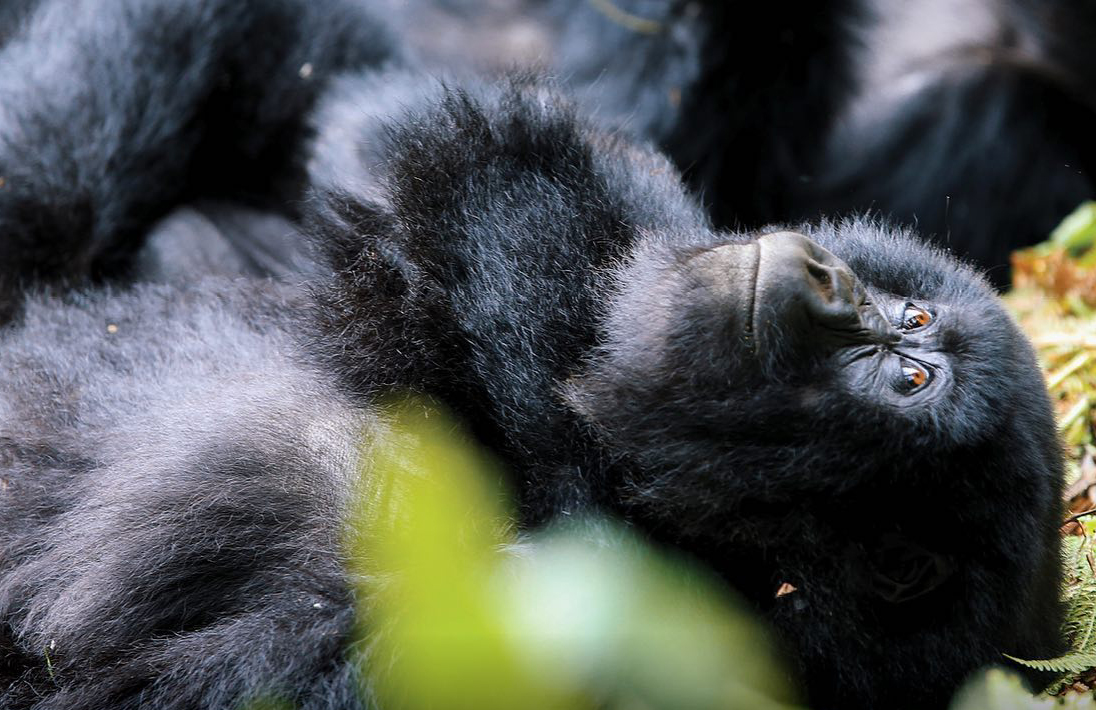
<box><xmin>684</xmin><ymin>231</ymin><xmax>948</xmax><ymax>405</ymax></box>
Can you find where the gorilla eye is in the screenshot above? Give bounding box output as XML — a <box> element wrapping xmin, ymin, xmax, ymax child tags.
<box><xmin>900</xmin><ymin>303</ymin><xmax>932</xmax><ymax>330</ymax></box>
<box><xmin>899</xmin><ymin>360</ymin><xmax>931</xmax><ymax>393</ymax></box>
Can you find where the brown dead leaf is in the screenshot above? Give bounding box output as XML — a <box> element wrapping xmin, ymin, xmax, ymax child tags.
<box><xmin>774</xmin><ymin>582</ymin><xmax>797</xmax><ymax>598</ymax></box>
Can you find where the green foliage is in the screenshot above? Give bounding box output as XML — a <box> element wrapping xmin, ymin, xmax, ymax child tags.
<box><xmin>501</xmin><ymin>522</ymin><xmax>794</xmax><ymax>710</ymax></box>
<box><xmin>346</xmin><ymin>399</ymin><xmax>799</xmax><ymax>710</ymax></box>
<box><xmin>1006</xmin><ymin>653</ymin><xmax>1096</xmax><ymax>675</ymax></box>
<box><xmin>347</xmin><ymin>399</ymin><xmax>539</xmax><ymax>710</ymax></box>
<box><xmin>1005</xmin><ymin>523</ymin><xmax>1096</xmax><ymax>693</ymax></box>
<box><xmin>1051</xmin><ymin>202</ymin><xmax>1096</xmax><ymax>257</ymax></box>
<box><xmin>240</xmin><ymin>696</ymin><xmax>296</xmax><ymax>710</ymax></box>
<box><xmin>950</xmin><ymin>668</ymin><xmax>1096</xmax><ymax>710</ymax></box>
<box><xmin>1005</xmin><ymin>201</ymin><xmax>1096</xmax><ymax>695</ymax></box>
<box><xmin>1064</xmin><ymin>521</ymin><xmax>1096</xmax><ymax>653</ymax></box>
<box><xmin>1041</xmin><ymin>528</ymin><xmax>1096</xmax><ymax>688</ymax></box>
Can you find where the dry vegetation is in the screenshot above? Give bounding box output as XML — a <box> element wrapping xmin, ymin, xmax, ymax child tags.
<box><xmin>1005</xmin><ymin>202</ymin><xmax>1096</xmax><ymax>695</ymax></box>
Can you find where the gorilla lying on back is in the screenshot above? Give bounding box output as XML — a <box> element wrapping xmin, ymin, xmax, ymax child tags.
<box><xmin>0</xmin><ymin>1</ymin><xmax>1066</xmax><ymax>708</ymax></box>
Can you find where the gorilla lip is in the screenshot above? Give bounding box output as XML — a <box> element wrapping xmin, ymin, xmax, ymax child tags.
<box><xmin>746</xmin><ymin>239</ymin><xmax>761</xmax><ymax>340</ymax></box>
<box><xmin>686</xmin><ymin>241</ymin><xmax>761</xmax><ymax>340</ymax></box>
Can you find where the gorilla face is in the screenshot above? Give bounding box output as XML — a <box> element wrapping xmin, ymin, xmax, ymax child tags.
<box><xmin>751</xmin><ymin>232</ymin><xmax>936</xmax><ymax>400</ymax></box>
<box><xmin>569</xmin><ymin>219</ymin><xmax>1059</xmax><ymax>548</ymax></box>
<box><xmin>566</xmin><ymin>220</ymin><xmax>1064</xmax><ymax>707</ymax></box>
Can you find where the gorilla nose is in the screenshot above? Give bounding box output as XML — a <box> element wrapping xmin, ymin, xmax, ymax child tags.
<box><xmin>754</xmin><ymin>231</ymin><xmax>899</xmax><ymax>347</ymax></box>
<box><xmin>803</xmin><ymin>257</ymin><xmax>858</xmax><ymax>317</ymax></box>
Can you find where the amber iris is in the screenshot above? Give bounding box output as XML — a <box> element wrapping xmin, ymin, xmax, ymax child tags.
<box><xmin>901</xmin><ymin>304</ymin><xmax>932</xmax><ymax>330</ymax></box>
<box><xmin>902</xmin><ymin>363</ymin><xmax>929</xmax><ymax>390</ymax></box>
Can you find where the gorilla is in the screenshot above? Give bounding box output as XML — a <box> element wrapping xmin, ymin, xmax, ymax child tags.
<box><xmin>407</xmin><ymin>0</ymin><xmax>1096</xmax><ymax>286</ymax></box>
<box><xmin>0</xmin><ymin>0</ymin><xmax>1067</xmax><ymax>709</ymax></box>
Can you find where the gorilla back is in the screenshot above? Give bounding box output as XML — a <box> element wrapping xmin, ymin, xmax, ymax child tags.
<box><xmin>0</xmin><ymin>1</ymin><xmax>1066</xmax><ymax>709</ymax></box>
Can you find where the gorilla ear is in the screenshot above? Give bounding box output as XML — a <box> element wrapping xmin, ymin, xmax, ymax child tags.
<box><xmin>869</xmin><ymin>536</ymin><xmax>953</xmax><ymax>604</ymax></box>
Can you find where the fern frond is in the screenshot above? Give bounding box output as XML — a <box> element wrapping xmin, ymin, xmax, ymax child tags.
<box><xmin>1005</xmin><ymin>652</ymin><xmax>1096</xmax><ymax>674</ymax></box>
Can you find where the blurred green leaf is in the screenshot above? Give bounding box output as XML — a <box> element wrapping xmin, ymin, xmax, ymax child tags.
<box><xmin>950</xmin><ymin>668</ymin><xmax>1096</xmax><ymax>710</ymax></box>
<box><xmin>348</xmin><ymin>399</ymin><xmax>563</xmax><ymax>710</ymax></box>
<box><xmin>240</xmin><ymin>694</ymin><xmax>296</xmax><ymax>710</ymax></box>
<box><xmin>347</xmin><ymin>399</ymin><xmax>799</xmax><ymax>710</ymax></box>
<box><xmin>1050</xmin><ymin>201</ymin><xmax>1096</xmax><ymax>256</ymax></box>
<box><xmin>499</xmin><ymin>521</ymin><xmax>797</xmax><ymax>710</ymax></box>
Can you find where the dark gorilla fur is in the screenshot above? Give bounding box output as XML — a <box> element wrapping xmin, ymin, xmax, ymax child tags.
<box><xmin>0</xmin><ymin>1</ymin><xmax>1067</xmax><ymax>709</ymax></box>
<box><xmin>536</xmin><ymin>0</ymin><xmax>1096</xmax><ymax>286</ymax></box>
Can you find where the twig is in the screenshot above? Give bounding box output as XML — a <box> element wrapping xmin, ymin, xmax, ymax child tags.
<box><xmin>1066</xmin><ymin>508</ymin><xmax>1096</xmax><ymax>526</ymax></box>
<box><xmin>1048</xmin><ymin>352</ymin><xmax>1092</xmax><ymax>389</ymax></box>
<box><xmin>1034</xmin><ymin>334</ymin><xmax>1096</xmax><ymax>349</ymax></box>
<box><xmin>1059</xmin><ymin>395</ymin><xmax>1091</xmax><ymax>433</ymax></box>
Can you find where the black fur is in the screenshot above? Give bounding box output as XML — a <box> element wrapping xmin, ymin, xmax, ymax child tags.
<box><xmin>544</xmin><ymin>0</ymin><xmax>1096</xmax><ymax>286</ymax></box>
<box><xmin>0</xmin><ymin>1</ymin><xmax>1067</xmax><ymax>709</ymax></box>
<box><xmin>0</xmin><ymin>0</ymin><xmax>399</xmax><ymax>319</ymax></box>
